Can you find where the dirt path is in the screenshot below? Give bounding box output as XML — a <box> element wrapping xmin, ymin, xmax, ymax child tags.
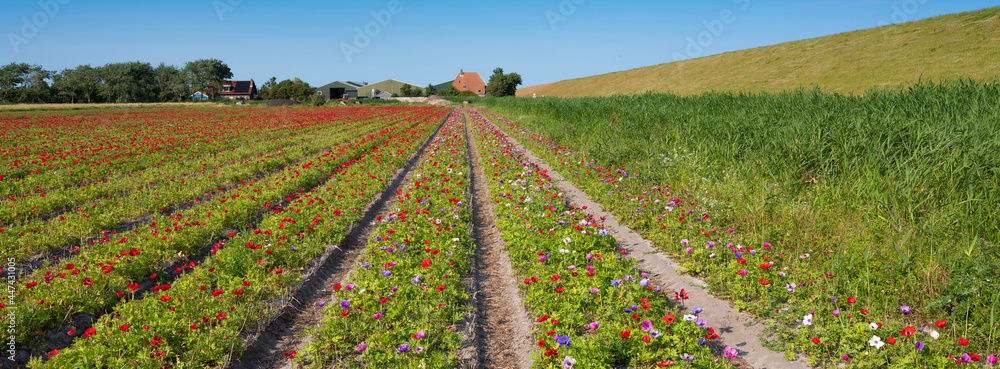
<box><xmin>462</xmin><ymin>109</ymin><xmax>535</xmax><ymax>369</ymax></box>
<box><xmin>486</xmin><ymin>119</ymin><xmax>812</xmax><ymax>369</ymax></box>
<box><xmin>227</xmin><ymin>119</ymin><xmax>447</xmax><ymax>369</ymax></box>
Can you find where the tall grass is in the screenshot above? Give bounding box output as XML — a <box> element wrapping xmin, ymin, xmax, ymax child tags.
<box><xmin>482</xmin><ymin>80</ymin><xmax>1000</xmax><ymax>336</ymax></box>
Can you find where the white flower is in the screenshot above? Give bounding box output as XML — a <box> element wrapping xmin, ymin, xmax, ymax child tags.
<box><xmin>868</xmin><ymin>335</ymin><xmax>884</xmax><ymax>349</ymax></box>
<box><xmin>559</xmin><ymin>248</ymin><xmax>570</xmax><ymax>254</ymax></box>
<box><xmin>929</xmin><ymin>330</ymin><xmax>940</xmax><ymax>340</ymax></box>
<box><xmin>869</xmin><ymin>322</ymin><xmax>879</xmax><ymax>330</ymax></box>
<box><xmin>802</xmin><ymin>314</ymin><xmax>813</xmax><ymax>326</ymax></box>
<box><xmin>562</xmin><ymin>237</ymin><xmax>571</xmax><ymax>245</ymax></box>
<box><xmin>682</xmin><ymin>314</ymin><xmax>697</xmax><ymax>321</ymax></box>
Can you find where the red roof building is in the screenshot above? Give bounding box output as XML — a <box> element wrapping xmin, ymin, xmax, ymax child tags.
<box><xmin>452</xmin><ymin>70</ymin><xmax>486</xmax><ymax>96</ymax></box>
<box><xmin>216</xmin><ymin>80</ymin><xmax>258</xmax><ymax>100</ymax></box>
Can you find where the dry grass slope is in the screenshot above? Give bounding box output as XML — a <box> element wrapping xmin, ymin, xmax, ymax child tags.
<box><xmin>517</xmin><ymin>7</ymin><xmax>1000</xmax><ymax>97</ymax></box>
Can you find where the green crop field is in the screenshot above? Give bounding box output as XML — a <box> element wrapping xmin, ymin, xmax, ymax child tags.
<box><xmin>518</xmin><ymin>7</ymin><xmax>1000</xmax><ymax>98</ymax></box>
<box><xmin>483</xmin><ymin>80</ymin><xmax>1000</xmax><ymax>367</ymax></box>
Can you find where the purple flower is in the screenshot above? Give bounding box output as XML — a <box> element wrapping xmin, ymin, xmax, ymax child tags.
<box><xmin>561</xmin><ymin>356</ymin><xmax>577</xmax><ymax>369</ymax></box>
<box><xmin>785</xmin><ymin>283</ymin><xmax>795</xmax><ymax>293</ymax></box>
<box><xmin>556</xmin><ymin>335</ymin><xmax>572</xmax><ymax>346</ymax></box>
<box><xmin>690</xmin><ymin>307</ymin><xmax>703</xmax><ymax>315</ymax></box>
<box><xmin>698</xmin><ymin>338</ymin><xmax>707</xmax><ymax>346</ymax></box>
<box><xmin>696</xmin><ymin>319</ymin><xmax>708</xmax><ymax>328</ymax></box>
<box><xmin>355</xmin><ymin>342</ymin><xmax>367</xmax><ymax>352</ymax></box>
<box><xmin>681</xmin><ymin>353</ymin><xmax>695</xmax><ymax>362</ymax></box>
<box><xmin>415</xmin><ymin>346</ymin><xmax>424</xmax><ymax>354</ymax></box>
<box><xmin>650</xmin><ymin>329</ymin><xmax>662</xmax><ymax>338</ymax></box>
<box><xmin>317</xmin><ymin>301</ymin><xmax>326</xmax><ymax>307</ymax></box>
<box><xmin>611</xmin><ymin>279</ymin><xmax>622</xmax><ymax>287</ymax></box>
<box><xmin>831</xmin><ymin>297</ymin><xmax>838</xmax><ymax>303</ymax></box>
<box><xmin>588</xmin><ymin>288</ymin><xmax>599</xmax><ymax>293</ymax></box>
<box><xmin>587</xmin><ymin>321</ymin><xmax>600</xmax><ymax>332</ymax></box>
<box><xmin>382</xmin><ymin>270</ymin><xmax>392</xmax><ymax>277</ymax></box>
<box><xmin>397</xmin><ymin>343</ymin><xmax>410</xmax><ymax>354</ymax></box>
<box><xmin>914</xmin><ymin>341</ymin><xmax>925</xmax><ymax>350</ymax></box>
<box><xmin>363</xmin><ymin>263</ymin><xmax>370</xmax><ymax>269</ymax></box>
<box><xmin>414</xmin><ymin>330</ymin><xmax>426</xmax><ymax>339</ymax></box>
<box><xmin>340</xmin><ymin>300</ymin><xmax>351</xmax><ymax>309</ymax></box>
<box><xmin>734</xmin><ymin>251</ymin><xmax>742</xmax><ymax>259</ymax></box>
<box><xmin>411</xmin><ymin>275</ymin><xmax>422</xmax><ymax>284</ymax></box>
<box><xmin>639</xmin><ymin>278</ymin><xmax>649</xmax><ymax>287</ymax></box>
<box><xmin>641</xmin><ymin>319</ymin><xmax>653</xmax><ymax>332</ymax></box>
<box><xmin>960</xmin><ymin>353</ymin><xmax>972</xmax><ymax>363</ymax></box>
<box><xmin>779</xmin><ymin>272</ymin><xmax>786</xmax><ymax>278</ymax></box>
<box><xmin>900</xmin><ymin>305</ymin><xmax>911</xmax><ymax>316</ymax></box>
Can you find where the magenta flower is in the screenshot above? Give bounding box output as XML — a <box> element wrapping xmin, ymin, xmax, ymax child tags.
<box><xmin>373</xmin><ymin>312</ymin><xmax>383</xmax><ymax>320</ymax></box>
<box><xmin>414</xmin><ymin>330</ymin><xmax>426</xmax><ymax>339</ymax></box>
<box><xmin>587</xmin><ymin>321</ymin><xmax>600</xmax><ymax>332</ymax></box>
<box><xmin>355</xmin><ymin>342</ymin><xmax>367</xmax><ymax>352</ymax></box>
<box><xmin>641</xmin><ymin>319</ymin><xmax>653</xmax><ymax>332</ymax></box>
<box><xmin>723</xmin><ymin>346</ymin><xmax>738</xmax><ymax>359</ymax></box>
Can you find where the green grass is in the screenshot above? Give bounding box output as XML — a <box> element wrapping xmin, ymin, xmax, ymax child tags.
<box><xmin>518</xmin><ymin>7</ymin><xmax>1000</xmax><ymax>98</ymax></box>
<box><xmin>480</xmin><ymin>80</ymin><xmax>1000</xmax><ymax>366</ymax></box>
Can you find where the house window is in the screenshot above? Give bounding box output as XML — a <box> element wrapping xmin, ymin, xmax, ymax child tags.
<box><xmin>223</xmin><ymin>85</ymin><xmax>232</xmax><ymax>92</ymax></box>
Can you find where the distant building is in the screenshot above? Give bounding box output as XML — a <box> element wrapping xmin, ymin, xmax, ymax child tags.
<box><xmin>430</xmin><ymin>81</ymin><xmax>453</xmax><ymax>94</ymax></box>
<box><xmin>189</xmin><ymin>91</ymin><xmax>210</xmax><ymax>100</ymax></box>
<box><xmin>315</xmin><ymin>81</ymin><xmax>365</xmax><ymax>99</ymax></box>
<box><xmin>357</xmin><ymin>79</ymin><xmax>424</xmax><ymax>98</ymax></box>
<box><xmin>452</xmin><ymin>69</ymin><xmax>486</xmax><ymax>96</ymax></box>
<box><xmin>215</xmin><ymin>80</ymin><xmax>258</xmax><ymax>100</ymax></box>
<box><xmin>375</xmin><ymin>91</ymin><xmax>393</xmax><ymax>99</ymax></box>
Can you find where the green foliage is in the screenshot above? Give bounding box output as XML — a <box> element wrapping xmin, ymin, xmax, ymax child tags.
<box><xmin>260</xmin><ymin>77</ymin><xmax>316</xmax><ymax>101</ymax></box>
<box><xmin>424</xmin><ymin>83</ymin><xmax>437</xmax><ymax>97</ymax></box>
<box><xmin>182</xmin><ymin>58</ymin><xmax>233</xmax><ymax>99</ymax></box>
<box><xmin>0</xmin><ymin>62</ymin><xmax>53</xmax><ymax>103</ymax></box>
<box><xmin>485</xmin><ymin>67</ymin><xmax>522</xmax><ymax>97</ymax></box>
<box><xmin>398</xmin><ymin>83</ymin><xmax>423</xmax><ymax>97</ymax></box>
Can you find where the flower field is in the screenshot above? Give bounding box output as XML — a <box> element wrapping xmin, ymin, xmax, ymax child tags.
<box><xmin>476</xmin><ymin>82</ymin><xmax>1000</xmax><ymax>367</ymax></box>
<box><xmin>4</xmin><ymin>90</ymin><xmax>996</xmax><ymax>369</ymax></box>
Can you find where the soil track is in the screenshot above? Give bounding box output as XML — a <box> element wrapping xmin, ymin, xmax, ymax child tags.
<box><xmin>463</xmin><ymin>109</ymin><xmax>535</xmax><ymax>369</ymax></box>
<box><xmin>480</xmin><ymin>113</ymin><xmax>812</xmax><ymax>369</ymax></box>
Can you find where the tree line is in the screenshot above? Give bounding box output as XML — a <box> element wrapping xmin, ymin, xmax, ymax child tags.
<box><xmin>0</xmin><ymin>59</ymin><xmax>233</xmax><ymax>104</ymax></box>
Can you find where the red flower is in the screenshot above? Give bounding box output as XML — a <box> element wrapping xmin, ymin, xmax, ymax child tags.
<box><xmin>421</xmin><ymin>259</ymin><xmax>432</xmax><ymax>268</ymax></box>
<box><xmin>812</xmin><ymin>337</ymin><xmax>820</xmax><ymax>344</ymax></box>
<box><xmin>758</xmin><ymin>278</ymin><xmax>770</xmax><ymax>286</ymax></box>
<box><xmin>620</xmin><ymin>330</ymin><xmax>631</xmax><ymax>339</ymax></box>
<box><xmin>47</xmin><ymin>350</ymin><xmax>58</xmax><ymax>359</ymax></box>
<box><xmin>886</xmin><ymin>337</ymin><xmax>896</xmax><ymax>345</ymax></box>
<box><xmin>824</xmin><ymin>272</ymin><xmax>836</xmax><ymax>278</ymax></box>
<box><xmin>233</xmin><ymin>289</ymin><xmax>244</xmax><ymax>295</ymax></box>
<box><xmin>847</xmin><ymin>297</ymin><xmax>856</xmax><ymax>303</ymax></box>
<box><xmin>642</xmin><ymin>335</ymin><xmax>651</xmax><ymax>342</ymax></box>
<box><xmin>934</xmin><ymin>320</ymin><xmax>947</xmax><ymax>328</ymax></box>
<box><xmin>333</xmin><ymin>284</ymin><xmax>342</xmax><ymax>291</ymax></box>
<box><xmin>550</xmin><ymin>275</ymin><xmax>561</xmax><ymax>281</ymax></box>
<box><xmin>436</xmin><ymin>285</ymin><xmax>446</xmax><ymax>292</ymax></box>
<box><xmin>159</xmin><ymin>296</ymin><xmax>171</xmax><ymax>302</ymax></box>
<box><xmin>119</xmin><ymin>324</ymin><xmax>129</xmax><ymax>332</ymax></box>
<box><xmin>555</xmin><ymin>287</ymin><xmax>564</xmax><ymax>293</ymax></box>
<box><xmin>67</xmin><ymin>328</ymin><xmax>76</xmax><ymax>336</ymax></box>
<box><xmin>537</xmin><ymin>339</ymin><xmax>545</xmax><ymax>348</ymax></box>
<box><xmin>658</xmin><ymin>359</ymin><xmax>675</xmax><ymax>367</ymax></box>
<box><xmin>663</xmin><ymin>313</ymin><xmax>676</xmax><ymax>324</ymax></box>
<box><xmin>958</xmin><ymin>338</ymin><xmax>969</xmax><ymax>346</ymax></box>
<box><xmin>64</xmin><ymin>264</ymin><xmax>75</xmax><ymax>270</ymax></box>
<box><xmin>283</xmin><ymin>351</ymin><xmax>297</xmax><ymax>359</ymax></box>
<box><xmin>82</xmin><ymin>327</ymin><xmax>96</xmax><ymax>338</ymax></box>
<box><xmin>674</xmin><ymin>289</ymin><xmax>689</xmax><ymax>301</ymax></box>
<box><xmin>536</xmin><ymin>315</ymin><xmax>549</xmax><ymax>322</ymax></box>
<box><xmin>340</xmin><ymin>310</ymin><xmax>349</xmax><ymax>317</ymax></box>
<box><xmin>969</xmin><ymin>353</ymin><xmax>981</xmax><ymax>362</ymax></box>
<box><xmin>216</xmin><ymin>312</ymin><xmax>226</xmax><ymax>320</ymax></box>
<box><xmin>102</xmin><ymin>265</ymin><xmax>113</xmax><ymax>274</ymax></box>
<box><xmin>900</xmin><ymin>326</ymin><xmax>915</xmax><ymax>337</ymax></box>
<box><xmin>190</xmin><ymin>324</ymin><xmax>198</xmax><ymax>330</ymax></box>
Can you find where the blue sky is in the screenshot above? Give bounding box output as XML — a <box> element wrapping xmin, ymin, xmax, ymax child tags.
<box><xmin>2</xmin><ymin>0</ymin><xmax>996</xmax><ymax>88</ymax></box>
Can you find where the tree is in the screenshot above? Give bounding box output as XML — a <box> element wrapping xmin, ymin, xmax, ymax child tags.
<box><xmin>399</xmin><ymin>84</ymin><xmax>423</xmax><ymax>97</ymax></box>
<box><xmin>0</xmin><ymin>63</ymin><xmax>54</xmax><ymax>103</ymax></box>
<box><xmin>99</xmin><ymin>62</ymin><xmax>155</xmax><ymax>103</ymax></box>
<box><xmin>153</xmin><ymin>63</ymin><xmax>189</xmax><ymax>102</ymax></box>
<box><xmin>485</xmin><ymin>67</ymin><xmax>523</xmax><ymax>97</ymax></box>
<box><xmin>52</xmin><ymin>65</ymin><xmax>101</xmax><ymax>103</ymax></box>
<box><xmin>441</xmin><ymin>84</ymin><xmax>460</xmax><ymax>96</ymax></box>
<box><xmin>262</xmin><ymin>78</ymin><xmax>314</xmax><ymax>101</ymax></box>
<box><xmin>183</xmin><ymin>59</ymin><xmax>232</xmax><ymax>98</ymax></box>
<box><xmin>424</xmin><ymin>83</ymin><xmax>437</xmax><ymax>97</ymax></box>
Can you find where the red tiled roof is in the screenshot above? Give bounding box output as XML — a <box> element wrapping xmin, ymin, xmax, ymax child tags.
<box><xmin>217</xmin><ymin>80</ymin><xmax>257</xmax><ymax>96</ymax></box>
<box><xmin>452</xmin><ymin>70</ymin><xmax>486</xmax><ymax>95</ymax></box>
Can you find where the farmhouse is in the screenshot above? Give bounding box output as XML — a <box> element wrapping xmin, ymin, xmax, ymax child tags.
<box><xmin>315</xmin><ymin>81</ymin><xmax>365</xmax><ymax>100</ymax></box>
<box><xmin>357</xmin><ymin>79</ymin><xmax>424</xmax><ymax>98</ymax></box>
<box><xmin>375</xmin><ymin>91</ymin><xmax>393</xmax><ymax>99</ymax></box>
<box><xmin>452</xmin><ymin>69</ymin><xmax>486</xmax><ymax>96</ymax></box>
<box><xmin>216</xmin><ymin>80</ymin><xmax>258</xmax><ymax>100</ymax></box>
